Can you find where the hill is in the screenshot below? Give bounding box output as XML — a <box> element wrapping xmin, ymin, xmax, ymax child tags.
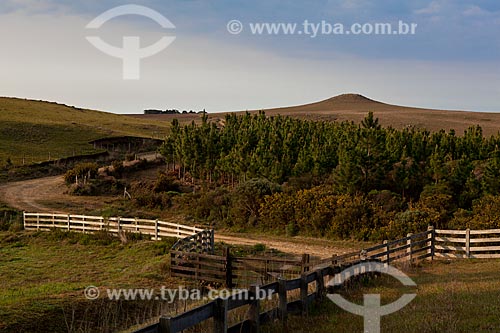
<box><xmin>0</xmin><ymin>97</ymin><xmax>170</xmax><ymax>165</ymax></box>
<box><xmin>132</xmin><ymin>93</ymin><xmax>500</xmax><ymax>136</ymax></box>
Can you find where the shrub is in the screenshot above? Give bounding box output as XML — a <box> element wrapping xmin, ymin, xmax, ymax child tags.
<box><xmin>110</xmin><ymin>160</ymin><xmax>124</xmax><ymax>178</ymax></box>
<box><xmin>154</xmin><ymin>172</ymin><xmax>180</xmax><ymax>193</ymax></box>
<box><xmin>253</xmin><ymin>243</ymin><xmax>266</xmax><ymax>252</ymax></box>
<box><xmin>231</xmin><ymin>178</ymin><xmax>281</xmax><ymax>226</ymax></box>
<box><xmin>64</xmin><ymin>162</ymin><xmax>98</xmax><ymax>184</ymax></box>
<box><xmin>131</xmin><ymin>181</ymin><xmax>172</xmax><ymax>209</ymax></box>
<box><xmin>0</xmin><ymin>207</ymin><xmax>22</xmax><ymax>231</ymax></box>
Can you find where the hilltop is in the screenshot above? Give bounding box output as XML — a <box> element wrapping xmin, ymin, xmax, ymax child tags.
<box><xmin>133</xmin><ymin>93</ymin><xmax>500</xmax><ymax>136</ymax></box>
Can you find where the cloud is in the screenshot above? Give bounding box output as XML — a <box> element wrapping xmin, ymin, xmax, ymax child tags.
<box><xmin>414</xmin><ymin>1</ymin><xmax>442</xmax><ymax>15</ymax></box>
<box><xmin>462</xmin><ymin>4</ymin><xmax>500</xmax><ymax>19</ymax></box>
<box><xmin>1</xmin><ymin>0</ymin><xmax>69</xmax><ymax>14</ymax></box>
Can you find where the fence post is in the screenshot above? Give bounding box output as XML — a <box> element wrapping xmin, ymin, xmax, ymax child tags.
<box><xmin>384</xmin><ymin>240</ymin><xmax>390</xmax><ymax>265</ymax></box>
<box><xmin>67</xmin><ymin>214</ymin><xmax>71</xmax><ymax>231</ymax></box>
<box><xmin>301</xmin><ymin>253</ymin><xmax>310</xmax><ymax>274</ymax></box>
<box><xmin>195</xmin><ymin>251</ymin><xmax>201</xmax><ymax>281</ymax></box>
<box><xmin>36</xmin><ymin>213</ymin><xmax>40</xmax><ymax>230</ymax></box>
<box><xmin>248</xmin><ymin>285</ymin><xmax>261</xmax><ymax>333</ymax></box>
<box><xmin>52</xmin><ymin>214</ymin><xmax>55</xmax><ymax>228</ymax></box>
<box><xmin>300</xmin><ymin>273</ymin><xmax>308</xmax><ymax>315</ymax></box>
<box><xmin>407</xmin><ymin>233</ymin><xmax>413</xmax><ymax>263</ymax></box>
<box><xmin>82</xmin><ymin>215</ymin><xmax>86</xmax><ymax>233</ymax></box>
<box><xmin>210</xmin><ymin>229</ymin><xmax>215</xmax><ymax>254</ymax></box>
<box><xmin>278</xmin><ymin>277</ymin><xmax>288</xmax><ymax>329</ymax></box>
<box><xmin>427</xmin><ymin>226</ymin><xmax>435</xmax><ymax>260</ymax></box>
<box><xmin>214</xmin><ymin>298</ymin><xmax>228</xmax><ymax>333</ymax></box>
<box><xmin>117</xmin><ymin>217</ymin><xmax>121</xmax><ymax>236</ymax></box>
<box><xmin>22</xmin><ymin>211</ymin><xmax>25</xmax><ymax>230</ymax></box>
<box><xmin>158</xmin><ymin>317</ymin><xmax>173</xmax><ymax>333</ymax></box>
<box><xmin>155</xmin><ymin>219</ymin><xmax>159</xmax><ymax>240</ymax></box>
<box><xmin>315</xmin><ymin>269</ymin><xmax>325</xmax><ymax>302</ymax></box>
<box><xmin>135</xmin><ymin>217</ymin><xmax>138</xmax><ymax>232</ymax></box>
<box><xmin>224</xmin><ymin>247</ymin><xmax>233</xmax><ymax>288</ymax></box>
<box><xmin>466</xmin><ymin>228</ymin><xmax>470</xmax><ymax>259</ymax></box>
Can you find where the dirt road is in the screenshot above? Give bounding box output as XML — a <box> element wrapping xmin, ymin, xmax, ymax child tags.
<box><xmin>0</xmin><ymin>175</ymin><xmax>67</xmax><ymax>213</ymax></box>
<box><xmin>0</xmin><ymin>175</ymin><xmax>364</xmax><ymax>258</ymax></box>
<box><xmin>215</xmin><ymin>233</ymin><xmax>362</xmax><ymax>258</ymax></box>
<box><xmin>0</xmin><ymin>175</ymin><xmax>119</xmax><ymax>214</ymax></box>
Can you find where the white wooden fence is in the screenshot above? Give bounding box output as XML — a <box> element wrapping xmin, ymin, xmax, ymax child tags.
<box><xmin>435</xmin><ymin>228</ymin><xmax>500</xmax><ymax>259</ymax></box>
<box><xmin>23</xmin><ymin>212</ymin><xmax>204</xmax><ymax>240</ymax></box>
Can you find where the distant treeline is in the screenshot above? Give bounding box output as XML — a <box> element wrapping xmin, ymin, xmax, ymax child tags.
<box><xmin>144</xmin><ymin>109</ymin><xmax>206</xmax><ymax>115</ymax></box>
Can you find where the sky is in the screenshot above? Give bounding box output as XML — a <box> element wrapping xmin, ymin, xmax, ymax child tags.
<box><xmin>0</xmin><ymin>0</ymin><xmax>499</xmax><ymax>114</ymax></box>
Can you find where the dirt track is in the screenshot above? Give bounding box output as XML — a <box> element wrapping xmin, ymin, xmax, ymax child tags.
<box><xmin>0</xmin><ymin>176</ymin><xmax>68</xmax><ymax>213</ymax></box>
<box><xmin>0</xmin><ymin>175</ymin><xmax>119</xmax><ymax>214</ymax></box>
<box><xmin>215</xmin><ymin>234</ymin><xmax>360</xmax><ymax>258</ymax></box>
<box><xmin>0</xmin><ymin>176</ymin><xmax>363</xmax><ymax>257</ymax></box>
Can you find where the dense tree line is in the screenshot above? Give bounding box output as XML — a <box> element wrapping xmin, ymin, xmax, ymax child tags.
<box><xmin>160</xmin><ymin>112</ymin><xmax>500</xmax><ymax>239</ymax></box>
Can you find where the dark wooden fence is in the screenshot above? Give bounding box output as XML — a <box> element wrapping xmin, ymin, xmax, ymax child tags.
<box><xmin>170</xmin><ymin>228</ymin><xmax>433</xmax><ymax>289</ymax></box>
<box><xmin>139</xmin><ymin>228</ymin><xmax>434</xmax><ymax>333</ymax></box>
<box><xmin>171</xmin><ymin>229</ymin><xmax>215</xmax><ymax>254</ymax></box>
<box><xmin>171</xmin><ymin>249</ymin><xmax>312</xmax><ymax>288</ymax></box>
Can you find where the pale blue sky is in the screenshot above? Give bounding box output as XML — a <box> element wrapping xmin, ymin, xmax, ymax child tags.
<box><xmin>0</xmin><ymin>0</ymin><xmax>499</xmax><ymax>113</ymax></box>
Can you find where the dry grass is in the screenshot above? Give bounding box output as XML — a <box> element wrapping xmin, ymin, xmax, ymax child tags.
<box><xmin>131</xmin><ymin>93</ymin><xmax>500</xmax><ymax>136</ymax></box>
<box><xmin>267</xmin><ymin>259</ymin><xmax>500</xmax><ymax>332</ymax></box>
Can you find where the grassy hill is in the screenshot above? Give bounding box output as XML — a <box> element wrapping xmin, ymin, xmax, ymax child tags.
<box><xmin>132</xmin><ymin>93</ymin><xmax>500</xmax><ymax>136</ymax></box>
<box><xmin>3</xmin><ymin>94</ymin><xmax>500</xmax><ymax>166</ymax></box>
<box><xmin>0</xmin><ymin>98</ymin><xmax>170</xmax><ymax>165</ymax></box>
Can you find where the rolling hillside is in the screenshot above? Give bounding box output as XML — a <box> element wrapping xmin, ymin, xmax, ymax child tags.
<box><xmin>2</xmin><ymin>93</ymin><xmax>500</xmax><ymax>166</ymax></box>
<box><xmin>0</xmin><ymin>97</ymin><xmax>170</xmax><ymax>165</ymax></box>
<box><xmin>132</xmin><ymin>93</ymin><xmax>500</xmax><ymax>136</ymax></box>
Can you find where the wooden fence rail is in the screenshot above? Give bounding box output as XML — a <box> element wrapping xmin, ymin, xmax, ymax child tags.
<box><xmin>171</xmin><ymin>250</ymin><xmax>312</xmax><ymax>288</ymax></box>
<box><xmin>171</xmin><ymin>229</ymin><xmax>434</xmax><ymax>290</ymax></box>
<box><xmin>434</xmin><ymin>228</ymin><xmax>500</xmax><ymax>259</ymax></box>
<box><xmin>160</xmin><ymin>264</ymin><xmax>338</xmax><ymax>333</ymax></box>
<box><xmin>171</xmin><ymin>229</ymin><xmax>215</xmax><ymax>254</ymax></box>
<box><xmin>23</xmin><ymin>212</ymin><xmax>205</xmax><ymax>240</ymax></box>
<box><xmin>156</xmin><ymin>229</ymin><xmax>434</xmax><ymax>333</ymax></box>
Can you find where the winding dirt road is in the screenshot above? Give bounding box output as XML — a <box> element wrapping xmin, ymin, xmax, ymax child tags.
<box><xmin>0</xmin><ymin>175</ymin><xmax>363</xmax><ymax>257</ymax></box>
<box><xmin>0</xmin><ymin>175</ymin><xmax>68</xmax><ymax>213</ymax></box>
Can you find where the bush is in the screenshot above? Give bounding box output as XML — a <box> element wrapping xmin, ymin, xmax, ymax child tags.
<box><xmin>231</xmin><ymin>178</ymin><xmax>281</xmax><ymax>226</ymax></box>
<box><xmin>110</xmin><ymin>160</ymin><xmax>124</xmax><ymax>178</ymax></box>
<box><xmin>64</xmin><ymin>162</ymin><xmax>98</xmax><ymax>184</ymax></box>
<box><xmin>68</xmin><ymin>182</ymin><xmax>97</xmax><ymax>196</ymax></box>
<box><xmin>252</xmin><ymin>243</ymin><xmax>266</xmax><ymax>252</ymax></box>
<box><xmin>131</xmin><ymin>181</ymin><xmax>172</xmax><ymax>209</ymax></box>
<box><xmin>0</xmin><ymin>207</ymin><xmax>22</xmax><ymax>231</ymax></box>
<box><xmin>154</xmin><ymin>172</ymin><xmax>180</xmax><ymax>193</ymax></box>
<box><xmin>384</xmin><ymin>210</ymin><xmax>430</xmax><ymax>239</ymax></box>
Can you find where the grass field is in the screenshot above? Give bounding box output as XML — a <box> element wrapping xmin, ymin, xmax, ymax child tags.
<box><xmin>269</xmin><ymin>259</ymin><xmax>500</xmax><ymax>333</ymax></box>
<box><xmin>0</xmin><ymin>97</ymin><xmax>171</xmax><ymax>165</ymax></box>
<box><xmin>0</xmin><ymin>230</ymin><xmax>177</xmax><ymax>332</ymax></box>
